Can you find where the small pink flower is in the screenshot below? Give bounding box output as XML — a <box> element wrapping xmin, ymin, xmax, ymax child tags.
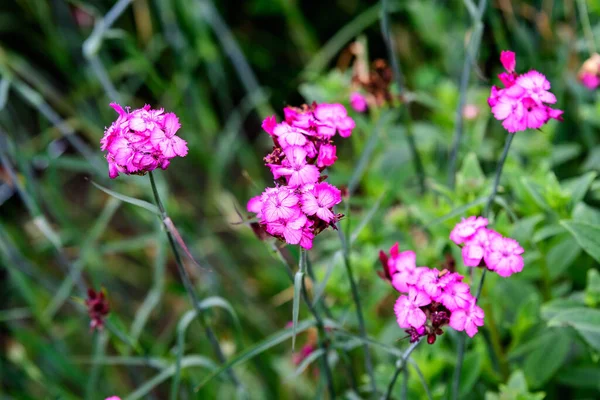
<box><xmin>500</xmin><ymin>50</ymin><xmax>516</xmax><ymax>73</ymax></box>
<box><xmin>317</xmin><ymin>144</ymin><xmax>337</xmax><ymax>168</ymax></box>
<box><xmin>273</xmin><ymin>123</ymin><xmax>309</xmax><ymax>149</ymax></box>
<box><xmin>388</xmin><ymin>249</ymin><xmax>417</xmax><ymax>274</ymax></box>
<box><xmin>394</xmin><ymin>287</ymin><xmax>430</xmax><ymax>329</ymax></box>
<box><xmin>462</xmin><ymin>104</ymin><xmax>480</xmax><ymax>120</ymax></box>
<box><xmin>391</xmin><ymin>266</ymin><xmax>426</xmax><ymax>293</ymax></box>
<box><xmin>150</xmin><ymin>113</ymin><xmax>188</xmax><ymax>158</ymax></box>
<box><xmin>314</xmin><ymin>103</ymin><xmax>355</xmax><ymax>138</ymax></box>
<box><xmin>101</xmin><ymin>104</ymin><xmax>187</xmax><ymax>178</ymax></box>
<box><xmin>301</xmin><ymin>182</ymin><xmax>341</xmax><ymax>223</ymax></box>
<box><xmin>580</xmin><ymin>72</ymin><xmax>600</xmax><ymax>90</ymax></box>
<box><xmin>438</xmin><ymin>282</ymin><xmax>473</xmax><ymax>311</ymax></box>
<box><xmin>247</xmin><ymin>195</ymin><xmax>264</xmax><ymax>220</ymax></box>
<box><xmin>274</xmin><ymin>147</ymin><xmax>320</xmax><ymax>188</ymax></box>
<box><xmin>450</xmin><ymin>216</ymin><xmax>488</xmax><ymax>245</ymax></box>
<box><xmin>266</xmin><ymin>211</ymin><xmax>307</xmax><ymax>245</ymax></box>
<box><xmin>461</xmin><ymin>228</ymin><xmax>500</xmax><ymax>267</ymax></box>
<box><xmin>449</xmin><ymin>301</ymin><xmax>485</xmax><ymax>337</ymax></box>
<box><xmin>262</xmin><ymin>187</ymin><xmax>300</xmax><ymax>222</ymax></box>
<box><xmin>350</xmin><ymin>92</ymin><xmax>368</xmax><ymax>113</ymax></box>
<box><xmin>105</xmin><ymin>397</ymin><xmax>121</xmax><ymax>400</ymax></box>
<box><xmin>484</xmin><ymin>236</ymin><xmax>524</xmax><ymax>277</ymax></box>
<box><xmin>516</xmin><ymin>71</ymin><xmax>557</xmax><ymax>105</ymax></box>
<box><xmin>262</xmin><ymin>115</ymin><xmax>277</xmax><ymax>135</ymax></box>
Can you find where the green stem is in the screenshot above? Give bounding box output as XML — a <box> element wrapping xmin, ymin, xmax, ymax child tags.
<box><xmin>300</xmin><ymin>249</ymin><xmax>336</xmax><ymax>399</ymax></box>
<box><xmin>447</xmin><ymin>0</ymin><xmax>488</xmax><ymax>188</ymax></box>
<box><xmin>338</xmin><ymin>228</ymin><xmax>377</xmax><ymax>396</ymax></box>
<box><xmin>380</xmin><ymin>0</ymin><xmax>426</xmax><ymax>194</ymax></box>
<box><xmin>148</xmin><ymin>172</ymin><xmax>243</xmax><ymax>393</ymax></box>
<box><xmin>384</xmin><ymin>340</ymin><xmax>421</xmax><ymax>400</ymax></box>
<box><xmin>577</xmin><ymin>0</ymin><xmax>597</xmax><ymax>55</ymax></box>
<box><xmin>452</xmin><ymin>133</ymin><xmax>515</xmax><ymax>399</ymax></box>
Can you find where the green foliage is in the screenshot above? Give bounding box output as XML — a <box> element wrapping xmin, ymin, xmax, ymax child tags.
<box><xmin>2</xmin><ymin>0</ymin><xmax>600</xmax><ymax>398</ymax></box>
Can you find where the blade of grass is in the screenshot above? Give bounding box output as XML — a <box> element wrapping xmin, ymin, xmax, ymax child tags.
<box><xmin>292</xmin><ymin>269</ymin><xmax>304</xmax><ymax>352</ymax></box>
<box><xmin>91</xmin><ymin>180</ymin><xmax>160</xmax><ymax>215</ymax></box>
<box><xmin>85</xmin><ymin>329</ymin><xmax>108</xmax><ymax>400</ymax></box>
<box><xmin>447</xmin><ymin>0</ymin><xmax>488</xmax><ymax>188</ymax></box>
<box><xmin>170</xmin><ymin>296</ymin><xmax>244</xmax><ymax>399</ymax></box>
<box><xmin>126</xmin><ymin>356</ymin><xmax>216</xmax><ymax>400</ymax></box>
<box><xmin>194</xmin><ymin>319</ymin><xmax>317</xmax><ymax>391</ymax></box>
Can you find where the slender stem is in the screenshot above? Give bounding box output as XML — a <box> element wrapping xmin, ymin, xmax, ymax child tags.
<box><xmin>447</xmin><ymin>0</ymin><xmax>488</xmax><ymax>188</ymax></box>
<box><xmin>483</xmin><ymin>133</ymin><xmax>515</xmax><ymax>217</ymax></box>
<box><xmin>452</xmin><ymin>133</ymin><xmax>515</xmax><ymax>399</ymax></box>
<box><xmin>148</xmin><ymin>172</ymin><xmax>243</xmax><ymax>390</ymax></box>
<box><xmin>481</xmin><ymin>302</ymin><xmax>509</xmax><ymax>379</ymax></box>
<box><xmin>380</xmin><ymin>0</ymin><xmax>426</xmax><ymax>194</ymax></box>
<box><xmin>384</xmin><ymin>340</ymin><xmax>421</xmax><ymax>400</ymax></box>
<box><xmin>577</xmin><ymin>0</ymin><xmax>597</xmax><ymax>55</ymax></box>
<box><xmin>307</xmin><ymin>251</ymin><xmax>359</xmax><ymax>394</ymax></box>
<box><xmin>300</xmin><ymin>249</ymin><xmax>336</xmax><ymax>399</ymax></box>
<box><xmin>338</xmin><ymin>229</ymin><xmax>377</xmax><ymax>396</ymax></box>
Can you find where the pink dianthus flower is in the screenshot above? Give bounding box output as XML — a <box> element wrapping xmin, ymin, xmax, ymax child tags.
<box><xmin>394</xmin><ymin>287</ymin><xmax>430</xmax><ymax>329</ymax></box>
<box><xmin>449</xmin><ymin>300</ymin><xmax>485</xmax><ymax>337</ymax></box>
<box><xmin>488</xmin><ymin>51</ymin><xmax>563</xmax><ymax>133</ymax></box>
<box><xmin>350</xmin><ymin>92</ymin><xmax>368</xmax><ymax>113</ymax></box>
<box><xmin>100</xmin><ymin>103</ymin><xmax>187</xmax><ymax>178</ymax></box>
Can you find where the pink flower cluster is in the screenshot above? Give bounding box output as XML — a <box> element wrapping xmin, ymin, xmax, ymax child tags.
<box><xmin>488</xmin><ymin>51</ymin><xmax>563</xmax><ymax>133</ymax></box>
<box><xmin>579</xmin><ymin>53</ymin><xmax>600</xmax><ymax>90</ymax></box>
<box><xmin>247</xmin><ymin>103</ymin><xmax>354</xmax><ymax>249</ymax></box>
<box><xmin>450</xmin><ymin>216</ymin><xmax>524</xmax><ymax>278</ymax></box>
<box><xmin>379</xmin><ymin>243</ymin><xmax>484</xmax><ymax>341</ymax></box>
<box><xmin>100</xmin><ymin>103</ymin><xmax>188</xmax><ymax>178</ymax></box>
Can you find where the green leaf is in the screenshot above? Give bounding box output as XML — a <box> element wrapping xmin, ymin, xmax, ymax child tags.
<box><xmin>485</xmin><ymin>370</ymin><xmax>546</xmax><ymax>400</ymax></box>
<box><xmin>560</xmin><ymin>220</ymin><xmax>600</xmax><ymax>263</ymax></box>
<box><xmin>523</xmin><ymin>330</ymin><xmax>570</xmax><ymax>388</ymax></box>
<box><xmin>585</xmin><ymin>269</ymin><xmax>600</xmax><ymax>307</ymax></box>
<box><xmin>547</xmin><ymin>307</ymin><xmax>600</xmax><ymax>351</ymax></box>
<box><xmin>456</xmin><ymin>152</ymin><xmax>485</xmax><ymax>192</ymax></box>
<box><xmin>292</xmin><ymin>270</ymin><xmax>303</xmax><ymax>351</ymax></box>
<box><xmin>194</xmin><ymin>319</ymin><xmax>317</xmax><ymax>391</ymax></box>
<box><xmin>91</xmin><ymin>180</ymin><xmax>160</xmax><ymax>215</ymax></box>
<box><xmin>546</xmin><ymin>235</ymin><xmax>581</xmax><ymax>279</ymax></box>
<box><xmin>557</xmin><ymin>366</ymin><xmax>600</xmax><ymax>389</ymax></box>
<box><xmin>126</xmin><ymin>356</ymin><xmax>216</xmax><ymax>400</ymax></box>
<box><xmin>564</xmin><ymin>171</ymin><xmax>597</xmax><ymax>208</ymax></box>
<box><xmin>573</xmin><ymin>203</ymin><xmax>600</xmax><ymax>225</ymax></box>
<box><xmin>459</xmin><ymin>348</ymin><xmax>482</xmax><ymax>397</ymax></box>
<box><xmin>425</xmin><ymin>196</ymin><xmax>487</xmax><ymax>227</ymax></box>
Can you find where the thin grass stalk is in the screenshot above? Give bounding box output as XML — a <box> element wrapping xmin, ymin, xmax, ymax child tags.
<box><xmin>447</xmin><ymin>0</ymin><xmax>488</xmax><ymax>188</ymax></box>
<box><xmin>147</xmin><ymin>172</ymin><xmax>243</xmax><ymax>392</ymax></box>
<box><xmin>383</xmin><ymin>340</ymin><xmax>421</xmax><ymax>400</ymax></box>
<box><xmin>337</xmin><ymin>228</ymin><xmax>377</xmax><ymax>396</ymax></box>
<box><xmin>299</xmin><ymin>249</ymin><xmax>336</xmax><ymax>399</ymax></box>
<box><xmin>306</xmin><ymin>252</ymin><xmax>360</xmax><ymax>394</ymax></box>
<box><xmin>452</xmin><ymin>133</ymin><xmax>515</xmax><ymax>399</ymax></box>
<box><xmin>380</xmin><ymin>0</ymin><xmax>426</xmax><ymax>194</ymax></box>
<box><xmin>576</xmin><ymin>0</ymin><xmax>598</xmax><ymax>55</ymax></box>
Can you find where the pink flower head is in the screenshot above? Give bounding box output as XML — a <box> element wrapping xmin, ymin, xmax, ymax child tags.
<box><xmin>394</xmin><ymin>287</ymin><xmax>431</xmax><ymax>329</ymax></box>
<box><xmin>262</xmin><ymin>186</ymin><xmax>300</xmax><ymax>222</ymax></box>
<box><xmin>301</xmin><ymin>182</ymin><xmax>342</xmax><ymax>223</ymax></box>
<box><xmin>105</xmin><ymin>397</ymin><xmax>121</xmax><ymax>400</ymax></box>
<box><xmin>461</xmin><ymin>227</ymin><xmax>501</xmax><ymax>267</ymax></box>
<box><xmin>266</xmin><ymin>211</ymin><xmax>307</xmax><ymax>246</ymax></box>
<box><xmin>438</xmin><ymin>281</ymin><xmax>473</xmax><ymax>311</ymax></box>
<box><xmin>101</xmin><ymin>104</ymin><xmax>187</xmax><ymax>178</ymax></box>
<box><xmin>462</xmin><ymin>104</ymin><xmax>480</xmax><ymax>120</ymax></box>
<box><xmin>392</xmin><ymin>265</ymin><xmax>427</xmax><ymax>293</ymax></box>
<box><xmin>350</xmin><ymin>92</ymin><xmax>368</xmax><ymax>113</ymax></box>
<box><xmin>488</xmin><ymin>52</ymin><xmax>562</xmax><ymax>133</ymax></box>
<box><xmin>317</xmin><ymin>143</ymin><xmax>337</xmax><ymax>168</ymax></box>
<box><xmin>449</xmin><ymin>300</ymin><xmax>485</xmax><ymax>337</ymax></box>
<box><xmin>450</xmin><ymin>216</ymin><xmax>488</xmax><ymax>245</ymax></box>
<box><xmin>484</xmin><ymin>235</ymin><xmax>524</xmax><ymax>277</ymax></box>
<box><xmin>500</xmin><ymin>51</ymin><xmax>516</xmax><ymax>73</ymax></box>
<box><xmin>580</xmin><ymin>72</ymin><xmax>600</xmax><ymax>90</ymax></box>
<box><xmin>247</xmin><ymin>103</ymin><xmax>351</xmax><ymax>248</ymax></box>
<box><xmin>314</xmin><ymin>103</ymin><xmax>355</xmax><ymax>138</ymax></box>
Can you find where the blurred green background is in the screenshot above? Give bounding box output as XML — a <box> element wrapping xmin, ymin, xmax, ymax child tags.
<box><xmin>1</xmin><ymin>0</ymin><xmax>600</xmax><ymax>399</ymax></box>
